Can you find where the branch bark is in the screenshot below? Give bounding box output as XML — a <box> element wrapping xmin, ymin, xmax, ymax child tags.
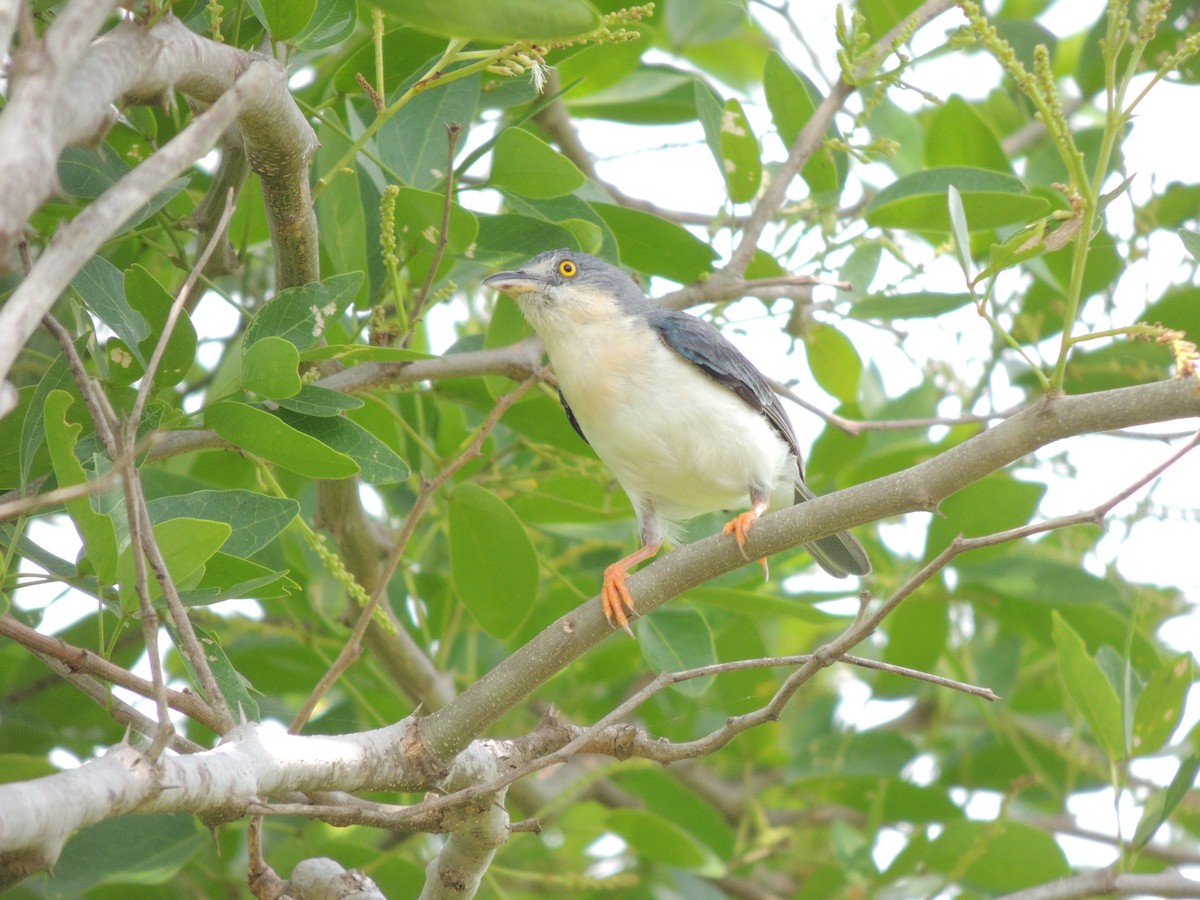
<box><xmin>0</xmin><ymin>14</ymin><xmax>317</xmax><ymax>416</ymax></box>
<box><xmin>417</xmin><ymin>378</ymin><xmax>1200</xmax><ymax>762</ymax></box>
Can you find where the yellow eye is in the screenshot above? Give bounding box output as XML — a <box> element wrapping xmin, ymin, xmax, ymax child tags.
<box><xmin>557</xmin><ymin>259</ymin><xmax>577</xmax><ymax>278</ymax></box>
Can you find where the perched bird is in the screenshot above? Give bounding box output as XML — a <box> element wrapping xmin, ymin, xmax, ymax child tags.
<box><xmin>483</xmin><ymin>249</ymin><xmax>870</xmax><ymax>636</ymax></box>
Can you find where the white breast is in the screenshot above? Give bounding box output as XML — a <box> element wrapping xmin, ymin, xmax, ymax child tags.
<box><xmin>541</xmin><ymin>310</ymin><xmax>793</xmax><ymax>529</ymax></box>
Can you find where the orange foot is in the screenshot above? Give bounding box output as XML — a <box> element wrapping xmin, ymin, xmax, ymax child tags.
<box><xmin>722</xmin><ymin>505</ymin><xmax>770</xmax><ymax>580</ymax></box>
<box><xmin>601</xmin><ymin>565</ymin><xmax>637</xmax><ymax>639</ymax></box>
<box><xmin>598</xmin><ymin>541</ymin><xmax>662</xmax><ymax>638</ymax></box>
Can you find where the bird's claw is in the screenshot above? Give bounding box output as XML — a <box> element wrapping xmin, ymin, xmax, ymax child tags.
<box><xmin>723</xmin><ymin>510</ymin><xmax>768</xmax><ymax>576</ymax></box>
<box><xmin>601</xmin><ymin>565</ymin><xmax>637</xmax><ymax>639</ymax></box>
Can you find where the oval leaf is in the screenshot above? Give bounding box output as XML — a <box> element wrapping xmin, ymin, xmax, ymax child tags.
<box><xmin>866</xmin><ymin>167</ymin><xmax>1049</xmax><ymax>231</ymax></box>
<box><xmin>448</xmin><ymin>483</ymin><xmax>538</xmax><ymax>640</ymax></box>
<box><xmin>380</xmin><ymin>0</ymin><xmax>601</xmax><ymax>41</ymax></box>
<box><xmin>805</xmin><ymin>323</ymin><xmax>862</xmax><ymax>404</ymax></box>
<box><xmin>605</xmin><ymin>809</ymin><xmax>725</xmax><ymax>876</ymax></box>
<box><xmin>640</xmin><ymin>607</ymin><xmax>716</xmax><ymax>696</ymax></box>
<box><xmin>590</xmin><ymin>202</ymin><xmax>718</xmax><ymax>283</ymax></box>
<box><xmin>718</xmin><ymin>98</ymin><xmax>761</xmax><ymax>203</ymax></box>
<box><xmin>274</xmin><ymin>409</ymin><xmax>411</xmax><ymax>484</ymax></box>
<box><xmin>204</xmin><ymin>401</ymin><xmax>359</xmax><ymax>479</ymax></box>
<box><xmin>242</xmin><ymin>335</ymin><xmax>302</xmax><ymax>399</ymax></box>
<box><xmin>491</xmin><ymin>128</ymin><xmax>586</xmax><ymax>199</ymax></box>
<box><xmin>1052</xmin><ymin>613</ymin><xmax>1126</xmax><ymax>761</ymax></box>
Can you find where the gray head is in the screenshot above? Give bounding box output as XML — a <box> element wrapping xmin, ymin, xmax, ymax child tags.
<box><xmin>482</xmin><ymin>249</ymin><xmax>650</xmax><ymax>335</ymax></box>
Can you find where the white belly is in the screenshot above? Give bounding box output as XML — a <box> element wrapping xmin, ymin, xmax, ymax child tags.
<box><xmin>545</xmin><ymin>316</ymin><xmax>793</xmax><ymax>527</ymax></box>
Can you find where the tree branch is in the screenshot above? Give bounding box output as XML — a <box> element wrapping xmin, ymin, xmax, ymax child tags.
<box><xmin>0</xmin><ymin>15</ymin><xmax>318</xmax><ymax>416</ymax></box>
<box><xmin>417</xmin><ymin>378</ymin><xmax>1200</xmax><ymax>763</ymax></box>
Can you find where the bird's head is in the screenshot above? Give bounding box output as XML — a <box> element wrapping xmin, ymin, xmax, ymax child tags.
<box><xmin>482</xmin><ymin>249</ymin><xmax>647</xmax><ymax>335</ymax></box>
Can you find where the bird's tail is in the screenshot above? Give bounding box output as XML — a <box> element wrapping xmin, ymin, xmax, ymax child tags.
<box><xmin>793</xmin><ymin>480</ymin><xmax>872</xmax><ymax>578</ymax></box>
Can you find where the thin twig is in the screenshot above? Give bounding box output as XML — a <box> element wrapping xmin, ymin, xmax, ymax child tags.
<box><xmin>770</xmin><ymin>375</ymin><xmax>1016</xmax><ymax>436</ymax></box>
<box><xmin>405</xmin><ymin>122</ymin><xmax>461</xmax><ymax>345</ymax></box>
<box><xmin>115</xmin><ymin>192</ymin><xmax>244</xmax><ymax>753</ymax></box>
<box><xmin>0</xmin><ymin>612</ymin><xmax>219</xmax><ymax>727</ymax></box>
<box><xmin>130</xmin><ymin>189</ymin><xmax>236</xmax><ymax>428</ymax></box>
<box><xmin>25</xmin><ymin>644</ymin><xmax>204</xmax><ymax>754</ymax></box>
<box><xmin>0</xmin><ymin>461</ymin><xmax>123</xmax><ymax>522</ymax></box>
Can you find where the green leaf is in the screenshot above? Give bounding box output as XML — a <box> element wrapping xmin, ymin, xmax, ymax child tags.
<box><xmin>0</xmin><ymin>753</ymin><xmax>56</xmax><ymax>784</ymax></box>
<box><xmin>640</xmin><ymin>607</ymin><xmax>716</xmax><ymax>696</ymax></box>
<box><xmin>694</xmin><ymin>80</ymin><xmax>724</xmax><ymax>175</ymax></box>
<box><xmin>205</xmin><ymin>401</ymin><xmax>360</xmax><ymax>479</ymax></box>
<box><xmin>380</xmin><ymin>0</ymin><xmax>601</xmax><ymax>41</ymax></box>
<box><xmin>242</xmin><ymin>336</ymin><xmax>302</xmax><ymax>399</ymax></box>
<box><xmin>1179</xmin><ymin>227</ymin><xmax>1200</xmax><ymax>260</ymax></box>
<box><xmin>19</xmin><ymin>353</ymin><xmax>72</xmax><ymax>486</ymax></box>
<box><xmin>1133</xmin><ymin>652</ymin><xmax>1193</xmax><ymax>755</ymax></box>
<box><xmin>116</xmin><ymin>264</ymin><xmax>198</xmax><ymax>386</ymax></box>
<box><xmin>246</xmin><ymin>0</ymin><xmax>315</xmax><ymax>40</ymax></box>
<box><xmin>805</xmin><ymin>323</ymin><xmax>861</xmax><ymax>404</ymax></box>
<box><xmin>172</xmin><ymin>623</ymin><xmax>261</xmax><ymax>721</ymax></box>
<box><xmin>590</xmin><ymin>202</ymin><xmax>718</xmax><ymax>283</ymax></box>
<box><xmin>605</xmin><ymin>809</ymin><xmax>725</xmax><ymax>876</ymax></box>
<box><xmin>315</xmin><ymin>114</ymin><xmax>369</xmax><ymax>281</ymax></box>
<box><xmin>499</xmin><ymin>192</ymin><xmax>619</xmax><ymax>260</ymax></box>
<box><xmin>275</xmin><ymin>384</ymin><xmax>364</xmax><ymax>417</ymax></box>
<box><xmin>490</xmin><ymin>128</ymin><xmax>586</xmax><ymax>198</ymax></box>
<box><xmin>274</xmin><ymin>409</ymin><xmax>411</xmax><ymax>484</ymax></box>
<box><xmin>1133</xmin><ymin>720</ymin><xmax>1200</xmax><ymax>849</ymax></box>
<box><xmin>471</xmin><ymin>213</ymin><xmax>581</xmax><ymax>266</ymax></box>
<box><xmin>57</xmin><ymin>146</ymin><xmax>189</xmax><ymax>233</ymax></box>
<box><xmin>118</xmin><ymin>518</ymin><xmax>232</xmax><ymax>610</ymax></box>
<box><xmin>924</xmin><ymin>95</ymin><xmax>1012</xmax><ymax>172</ymax></box>
<box><xmin>293</xmin><ymin>0</ymin><xmax>357</xmax><ymax>49</ymax></box>
<box><xmin>926</xmin><ymin>474</ymin><xmax>1045</xmax><ymax>559</ymax></box>
<box><xmin>243</xmin><ymin>273</ymin><xmax>364</xmax><ymax>351</ymax></box>
<box><xmin>838</xmin><ymin>242</ymin><xmax>882</xmax><ymax>301</ymax></box>
<box><xmin>866</xmin><ymin>167</ymin><xmax>1049</xmax><ymax>231</ymax></box>
<box><xmin>947</xmin><ymin>184</ymin><xmax>972</xmax><ymax>279</ymax></box>
<box><xmin>180</xmin><ymin>552</ymin><xmax>296</xmax><ymax>606</ymax></box>
<box><xmin>37</xmin><ymin>814</ymin><xmax>207</xmax><ymax>896</ymax></box>
<box><xmin>567</xmin><ymin>65</ymin><xmax>701</xmax><ymax>125</ymax></box>
<box><xmin>1052</xmin><ymin>613</ymin><xmax>1126</xmax><ymax>761</ymax></box>
<box><xmin>763</xmin><ymin>51</ymin><xmax>845</xmax><ymax>196</ymax></box>
<box><xmin>144</xmin><ymin>490</ymin><xmax>299</xmax><ymax>558</ymax></box>
<box><xmin>44</xmin><ymin>390</ymin><xmax>118</xmax><ymax>584</ymax></box>
<box><xmin>448</xmin><ymin>483</ymin><xmax>539</xmax><ymax>640</ymax></box>
<box><xmin>390</xmin><ymin>186</ymin><xmax>479</xmax><ymax>255</ymax></box>
<box><xmin>72</xmin><ymin>256</ymin><xmax>149</xmax><ymax>353</ymax></box>
<box><xmin>849</xmin><ymin>291</ymin><xmax>973</xmax><ymax>320</ymax></box>
<box><xmin>665</xmin><ymin>0</ymin><xmax>744</xmax><ymax>46</ymax></box>
<box><xmin>687</xmin><ymin>586</ymin><xmax>841</xmax><ymax>624</ymax></box>
<box><xmin>717</xmin><ymin>98</ymin><xmax>762</xmax><ymax>203</ymax></box>
<box><xmin>381</xmin><ymin>69</ymin><xmax>478</xmax><ymax>190</ymax></box>
<box><xmin>896</xmin><ymin>820</ymin><xmax>1069</xmax><ymax>891</ymax></box>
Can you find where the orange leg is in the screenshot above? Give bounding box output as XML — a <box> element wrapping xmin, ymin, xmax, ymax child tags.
<box><xmin>722</xmin><ymin>498</ymin><xmax>770</xmax><ymax>580</ymax></box>
<box><xmin>601</xmin><ymin>541</ymin><xmax>661</xmax><ymax>638</ymax></box>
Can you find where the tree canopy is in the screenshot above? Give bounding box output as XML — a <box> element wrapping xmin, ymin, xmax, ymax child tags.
<box><xmin>1</xmin><ymin>1</ymin><xmax>1200</xmax><ymax>898</ymax></box>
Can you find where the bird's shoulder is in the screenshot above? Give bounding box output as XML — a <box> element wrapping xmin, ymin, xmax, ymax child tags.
<box><xmin>645</xmin><ymin>307</ymin><xmax>800</xmax><ymax>456</ymax></box>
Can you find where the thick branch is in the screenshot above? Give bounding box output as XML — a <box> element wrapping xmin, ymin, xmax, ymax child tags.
<box><xmin>417</xmin><ymin>379</ymin><xmax>1200</xmax><ymax>762</ymax></box>
<box><xmin>0</xmin><ymin>15</ymin><xmax>318</xmax><ymax>415</ymax></box>
<box><xmin>0</xmin><ymin>718</ymin><xmax>438</xmax><ymax>887</ymax></box>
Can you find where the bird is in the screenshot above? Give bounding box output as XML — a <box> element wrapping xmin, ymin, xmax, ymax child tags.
<box><xmin>482</xmin><ymin>249</ymin><xmax>870</xmax><ymax>637</ymax></box>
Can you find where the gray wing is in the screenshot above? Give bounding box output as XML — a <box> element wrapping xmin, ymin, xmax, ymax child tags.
<box><xmin>646</xmin><ymin>307</ymin><xmax>803</xmax><ymax>476</ymax></box>
<box><xmin>650</xmin><ymin>306</ymin><xmax>871</xmax><ymax>578</ymax></box>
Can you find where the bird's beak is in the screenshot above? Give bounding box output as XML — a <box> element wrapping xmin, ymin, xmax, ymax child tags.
<box><xmin>482</xmin><ymin>270</ymin><xmax>545</xmax><ymax>295</ymax></box>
